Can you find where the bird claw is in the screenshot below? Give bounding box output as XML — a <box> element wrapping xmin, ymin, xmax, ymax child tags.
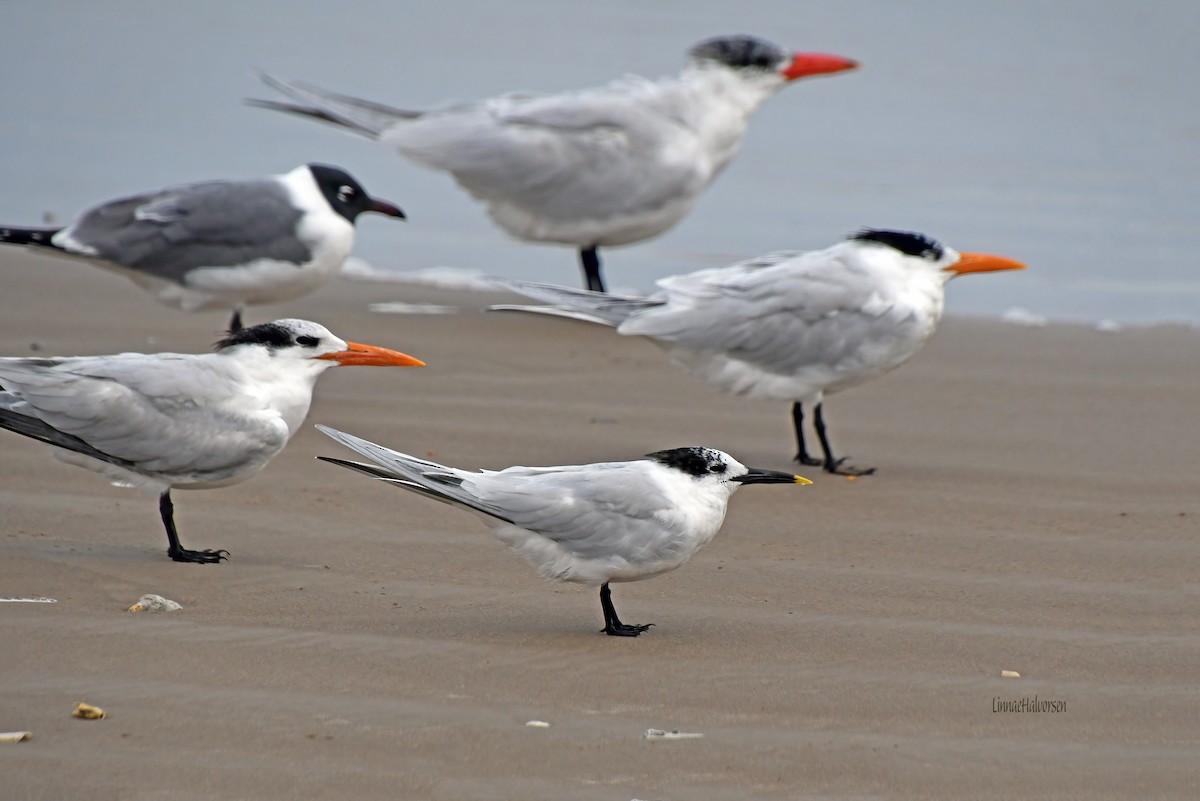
<box><xmin>794</xmin><ymin>454</ymin><xmax>823</xmax><ymax>467</ymax></box>
<box><xmin>602</xmin><ymin>622</ymin><xmax>654</xmax><ymax>637</ymax></box>
<box><xmin>168</xmin><ymin>547</ymin><xmax>229</xmax><ymax>564</ymax></box>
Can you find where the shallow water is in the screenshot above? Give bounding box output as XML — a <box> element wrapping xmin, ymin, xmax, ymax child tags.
<box><xmin>2</xmin><ymin>0</ymin><xmax>1197</xmax><ymax>324</ymax></box>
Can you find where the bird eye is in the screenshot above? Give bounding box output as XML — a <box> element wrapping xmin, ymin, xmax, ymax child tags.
<box><xmin>709</xmin><ymin>463</ymin><xmax>725</xmax><ymax>474</ymax></box>
<box><xmin>336</xmin><ymin>185</ymin><xmax>356</xmax><ymax>202</ymax></box>
<box><xmin>296</xmin><ymin>335</ymin><xmax>320</xmax><ymax>347</ymax></box>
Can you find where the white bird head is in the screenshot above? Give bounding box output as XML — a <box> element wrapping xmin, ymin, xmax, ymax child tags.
<box><xmin>214</xmin><ymin>318</ymin><xmax>425</xmax><ymax>368</ymax></box>
<box><xmin>644</xmin><ymin>446</ymin><xmax>811</xmax><ymax>491</ymax></box>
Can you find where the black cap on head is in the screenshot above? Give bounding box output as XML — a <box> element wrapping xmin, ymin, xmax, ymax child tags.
<box><xmin>850</xmin><ymin>229</ymin><xmax>945</xmax><ymax>261</ymax></box>
<box><xmin>214</xmin><ymin>319</ymin><xmax>324</xmax><ymax>352</ymax></box>
<box><xmin>308</xmin><ymin>163</ymin><xmax>405</xmax><ymax>222</ymax></box>
<box><xmin>646</xmin><ymin>446</ymin><xmax>729</xmax><ymax>478</ymax></box>
<box><xmin>689</xmin><ymin>35</ymin><xmax>788</xmax><ymax>71</ymax></box>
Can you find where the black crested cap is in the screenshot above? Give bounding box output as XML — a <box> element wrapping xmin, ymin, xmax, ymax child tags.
<box><xmin>645</xmin><ymin>446</ymin><xmax>729</xmax><ymax>478</ymax></box>
<box><xmin>689</xmin><ymin>35</ymin><xmax>787</xmax><ymax>71</ymax></box>
<box><xmin>850</xmin><ymin>229</ymin><xmax>945</xmax><ymax>261</ymax></box>
<box><xmin>215</xmin><ymin>321</ymin><xmax>302</xmax><ymax>351</ymax></box>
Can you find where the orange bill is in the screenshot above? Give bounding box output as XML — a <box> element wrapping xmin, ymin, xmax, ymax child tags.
<box><xmin>948</xmin><ymin>253</ymin><xmax>1027</xmax><ymax>276</ymax></box>
<box><xmin>782</xmin><ymin>53</ymin><xmax>859</xmax><ymax>81</ymax></box>
<box><xmin>318</xmin><ymin>342</ymin><xmax>425</xmax><ymax>367</ymax></box>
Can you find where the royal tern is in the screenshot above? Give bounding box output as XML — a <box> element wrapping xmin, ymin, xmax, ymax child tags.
<box><xmin>491</xmin><ymin>229</ymin><xmax>1026</xmax><ymax>474</ymax></box>
<box><xmin>316</xmin><ymin>427</ymin><xmax>809</xmax><ymax>636</ymax></box>
<box><xmin>0</xmin><ymin>319</ymin><xmax>423</xmax><ymax>563</ymax></box>
<box><xmin>0</xmin><ymin>164</ymin><xmax>405</xmax><ymax>331</ymax></box>
<box><xmin>249</xmin><ymin>35</ymin><xmax>857</xmax><ymax>293</ymax></box>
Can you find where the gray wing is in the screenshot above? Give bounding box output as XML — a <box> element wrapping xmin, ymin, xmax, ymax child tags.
<box><xmin>255</xmin><ymin>75</ymin><xmax>706</xmax><ymax>222</ymax></box>
<box><xmin>487</xmin><ymin>278</ymin><xmax>663</xmax><ymax>326</ymax></box>
<box><xmin>385</xmin><ymin>89</ymin><xmax>709</xmax><ymax>221</ymax></box>
<box><xmin>317</xmin><ymin>426</ymin><xmax>673</xmax><ymax>559</ymax></box>
<box><xmin>0</xmin><ymin>402</ymin><xmax>138</xmax><ymax>471</ymax></box>
<box><xmin>616</xmin><ymin>251</ymin><xmax>923</xmax><ymax>376</ymax></box>
<box><xmin>0</xmin><ymin>355</ymin><xmax>288</xmax><ymax>478</ymax></box>
<box><xmin>464</xmin><ymin>463</ymin><xmax>677</xmax><ymax>561</ymax></box>
<box><xmin>54</xmin><ymin>178</ymin><xmax>309</xmax><ymax>282</ymax></box>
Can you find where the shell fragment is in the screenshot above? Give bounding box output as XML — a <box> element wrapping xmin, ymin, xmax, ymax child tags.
<box><xmin>128</xmin><ymin>594</ymin><xmax>182</xmax><ymax>613</ymax></box>
<box><xmin>72</xmin><ymin>702</ymin><xmax>106</xmax><ymax>720</ymax></box>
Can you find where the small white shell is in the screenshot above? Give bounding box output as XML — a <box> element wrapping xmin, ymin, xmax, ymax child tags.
<box><xmin>1001</xmin><ymin>670</ymin><xmax>1021</xmax><ymax>678</ymax></box>
<box><xmin>524</xmin><ymin>720</ymin><xmax>551</xmax><ymax>728</ymax></box>
<box><xmin>128</xmin><ymin>594</ymin><xmax>182</xmax><ymax>613</ymax></box>
<box><xmin>0</xmin><ymin>731</ymin><xmax>33</xmax><ymax>743</ymax></box>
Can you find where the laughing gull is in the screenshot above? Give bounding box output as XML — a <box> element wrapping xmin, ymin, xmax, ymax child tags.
<box><xmin>491</xmin><ymin>230</ymin><xmax>1026</xmax><ymax>474</ymax></box>
<box><xmin>0</xmin><ymin>164</ymin><xmax>405</xmax><ymax>331</ymax></box>
<box><xmin>248</xmin><ymin>35</ymin><xmax>857</xmax><ymax>293</ymax></box>
<box><xmin>317</xmin><ymin>426</ymin><xmax>810</xmax><ymax>636</ymax></box>
<box><xmin>0</xmin><ymin>319</ymin><xmax>424</xmax><ymax>563</ymax></box>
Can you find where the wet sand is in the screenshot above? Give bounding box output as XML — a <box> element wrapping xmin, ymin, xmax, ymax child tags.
<box><xmin>1</xmin><ymin>251</ymin><xmax>1198</xmax><ymax>800</ymax></box>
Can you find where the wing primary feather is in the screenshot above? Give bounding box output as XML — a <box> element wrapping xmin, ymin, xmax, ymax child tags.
<box><xmin>249</xmin><ymin>73</ymin><xmax>422</xmax><ymax>138</ymax></box>
<box><xmin>488</xmin><ymin>277</ymin><xmax>662</xmax><ymax>325</ymax></box>
<box><xmin>315</xmin><ymin>426</ymin><xmax>518</xmax><ymax>524</ymax></box>
<box><xmin>0</xmin><ymin>408</ymin><xmax>137</xmax><ymax>470</ymax></box>
<box><xmin>488</xmin><ymin>304</ymin><xmax>618</xmax><ymax>325</ymax></box>
<box><xmin>243</xmin><ymin>99</ymin><xmax>350</xmax><ymax>127</ymax></box>
<box><xmin>315</xmin><ymin>455</ymin><xmax>400</xmax><ymax>480</ymax></box>
<box><xmin>315</xmin><ymin>424</ymin><xmax>449</xmax><ymax>475</ymax></box>
<box><xmin>316</xmin><ymin>456</ymin><xmax>465</xmax><ymax>492</ymax></box>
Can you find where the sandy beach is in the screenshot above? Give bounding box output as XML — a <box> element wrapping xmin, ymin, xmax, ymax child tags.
<box><xmin>1</xmin><ymin>250</ymin><xmax>1198</xmax><ymax>800</ymax></box>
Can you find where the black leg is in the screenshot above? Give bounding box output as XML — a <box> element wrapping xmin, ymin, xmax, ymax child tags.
<box><xmin>228</xmin><ymin>307</ymin><xmax>244</xmax><ymax>334</ymax></box>
<box><xmin>580</xmin><ymin>246</ymin><xmax>607</xmax><ymax>293</ymax></box>
<box><xmin>792</xmin><ymin>402</ymin><xmax>822</xmax><ymax>466</ymax></box>
<box><xmin>599</xmin><ymin>582</ymin><xmax>652</xmax><ymax>637</ymax></box>
<box><xmin>813</xmin><ymin>403</ymin><xmax>876</xmax><ymax>477</ymax></box>
<box><xmin>160</xmin><ymin>490</ymin><xmax>228</xmax><ymax>564</ymax></box>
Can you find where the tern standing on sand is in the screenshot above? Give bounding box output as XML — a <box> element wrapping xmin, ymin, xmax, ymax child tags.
<box><xmin>0</xmin><ymin>320</ymin><xmax>424</xmax><ymax>563</ymax></box>
<box><xmin>317</xmin><ymin>426</ymin><xmax>809</xmax><ymax>636</ymax></box>
<box><xmin>492</xmin><ymin>229</ymin><xmax>1026</xmax><ymax>474</ymax></box>
<box><xmin>250</xmin><ymin>35</ymin><xmax>857</xmax><ymax>293</ymax></box>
